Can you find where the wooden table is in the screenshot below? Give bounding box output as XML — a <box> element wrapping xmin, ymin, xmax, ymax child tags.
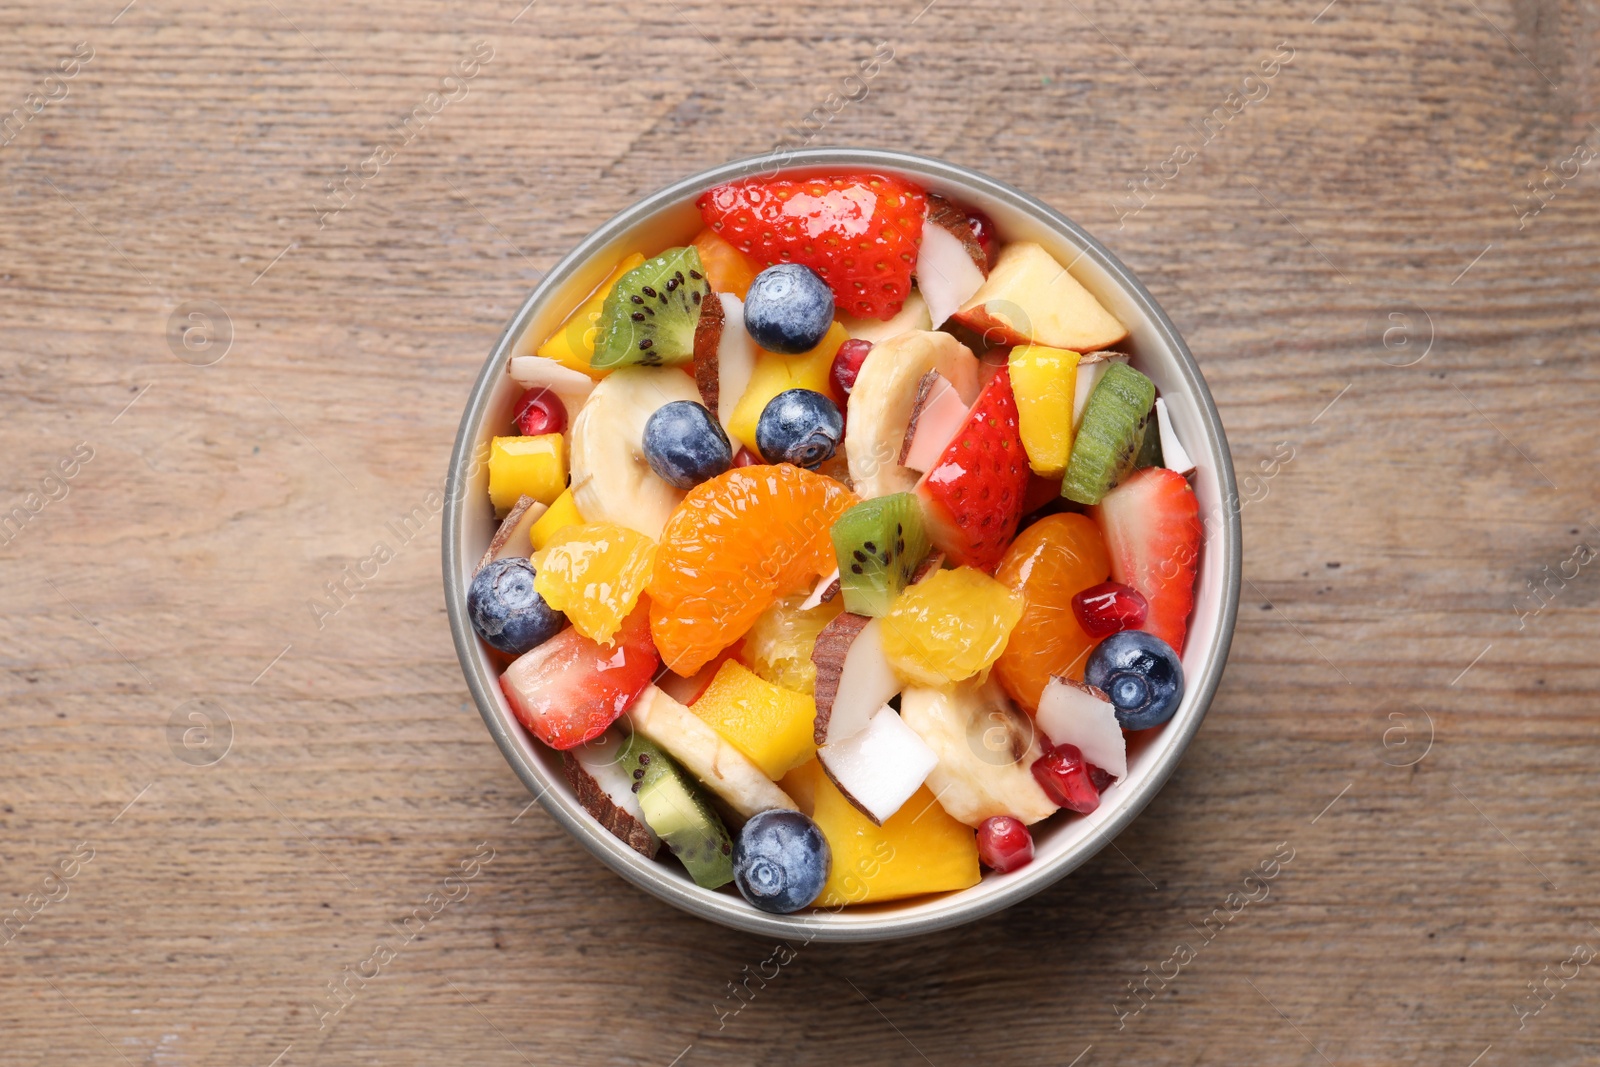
<box><xmin>3</xmin><ymin>0</ymin><xmax>1596</xmax><ymax>1063</ymax></box>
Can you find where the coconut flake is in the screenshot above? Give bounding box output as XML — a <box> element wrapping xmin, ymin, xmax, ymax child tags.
<box><xmin>1155</xmin><ymin>397</ymin><xmax>1195</xmax><ymax>475</ymax></box>
<box><xmin>1035</xmin><ymin>676</ymin><xmax>1127</xmax><ymax>779</ymax></box>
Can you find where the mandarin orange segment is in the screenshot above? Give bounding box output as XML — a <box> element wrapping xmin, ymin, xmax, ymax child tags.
<box><xmin>993</xmin><ymin>513</ymin><xmax>1111</xmax><ymax>713</ymax></box>
<box><xmin>692</xmin><ymin>227</ymin><xmax>761</xmax><ymax>299</ymax></box>
<box><xmin>648</xmin><ymin>464</ymin><xmax>858</xmax><ymax>675</ymax></box>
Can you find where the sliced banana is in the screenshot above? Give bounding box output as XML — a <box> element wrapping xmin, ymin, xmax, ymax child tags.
<box><xmin>845</xmin><ymin>330</ymin><xmax>981</xmax><ymax>497</ymax></box>
<box><xmin>899</xmin><ymin>680</ymin><xmax>1058</xmax><ymax>826</ymax></box>
<box><xmin>627</xmin><ymin>685</ymin><xmax>798</xmax><ymax>820</ymax></box>
<box><xmin>569</xmin><ymin>365</ymin><xmax>700</xmax><ymax>539</ymax></box>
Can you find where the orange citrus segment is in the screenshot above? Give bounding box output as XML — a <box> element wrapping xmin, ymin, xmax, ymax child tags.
<box><xmin>648</xmin><ymin>464</ymin><xmax>857</xmax><ymax>675</ymax></box>
<box><xmin>993</xmin><ymin>513</ymin><xmax>1110</xmax><ymax>712</ymax></box>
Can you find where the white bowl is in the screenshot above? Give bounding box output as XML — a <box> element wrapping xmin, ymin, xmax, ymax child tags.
<box><xmin>444</xmin><ymin>148</ymin><xmax>1241</xmax><ymax>941</ymax></box>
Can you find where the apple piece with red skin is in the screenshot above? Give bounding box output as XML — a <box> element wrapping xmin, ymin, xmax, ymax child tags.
<box><xmin>498</xmin><ymin>607</ymin><xmax>659</xmax><ymax>750</ymax></box>
<box><xmin>952</xmin><ymin>242</ymin><xmax>1128</xmax><ymax>353</ymax></box>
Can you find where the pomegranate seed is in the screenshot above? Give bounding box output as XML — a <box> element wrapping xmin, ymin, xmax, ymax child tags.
<box><xmin>1087</xmin><ymin>764</ymin><xmax>1115</xmax><ymax>794</ymax></box>
<box><xmin>1032</xmin><ymin>743</ymin><xmax>1100</xmax><ymax>815</ymax></box>
<box><xmin>829</xmin><ymin>338</ymin><xmax>873</xmax><ymax>397</ymax></box>
<box><xmin>1071</xmin><ymin>581</ymin><xmax>1148</xmax><ymax>638</ymax></box>
<box><xmin>977</xmin><ymin>816</ymin><xmax>1034</xmax><ymax>873</ymax></box>
<box><xmin>965</xmin><ymin>208</ymin><xmax>998</xmax><ymax>268</ymax></box>
<box><xmin>732</xmin><ymin>447</ymin><xmax>762</xmax><ymax>468</ymax></box>
<box><xmin>514</xmin><ymin>387</ymin><xmax>567</xmax><ymax>437</ymax></box>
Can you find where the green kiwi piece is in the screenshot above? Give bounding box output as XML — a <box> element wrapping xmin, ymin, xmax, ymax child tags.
<box><xmin>1061</xmin><ymin>362</ymin><xmax>1156</xmax><ymax>505</ymax></box>
<box><xmin>830</xmin><ymin>493</ymin><xmax>931</xmax><ymax>617</ymax></box>
<box><xmin>591</xmin><ymin>247</ymin><xmax>712</xmax><ymax>370</ymax></box>
<box><xmin>1134</xmin><ymin>410</ymin><xmax>1164</xmax><ymax>469</ymax></box>
<box><xmin>618</xmin><ymin>732</ymin><xmax>733</xmax><ymax>889</ymax></box>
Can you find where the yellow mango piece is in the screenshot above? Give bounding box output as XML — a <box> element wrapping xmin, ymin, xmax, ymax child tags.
<box><xmin>726</xmin><ymin>322</ymin><xmax>848</xmax><ymax>453</ymax></box>
<box><xmin>488</xmin><ymin>435</ymin><xmax>566</xmax><ymax>514</ymax></box>
<box><xmin>809</xmin><ymin>766</ymin><xmax>980</xmax><ymax>907</ymax></box>
<box><xmin>1009</xmin><ymin>344</ymin><xmax>1080</xmax><ymax>476</ymax></box>
<box><xmin>779</xmin><ymin>758</ymin><xmax>823</xmax><ymax>816</ymax></box>
<box><xmin>690</xmin><ymin>661</ymin><xmax>816</xmax><ymax>779</ymax></box>
<box><xmin>529</xmin><ymin>488</ymin><xmax>584</xmax><ymax>551</ymax></box>
<box><xmin>535</xmin><ymin>252</ymin><xmax>647</xmax><ymax>377</ymax></box>
<box><xmin>533</xmin><ymin>523</ymin><xmax>656</xmax><ymax>644</ymax></box>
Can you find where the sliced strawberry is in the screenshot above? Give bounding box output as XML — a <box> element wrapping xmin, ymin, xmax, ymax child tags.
<box><xmin>1090</xmin><ymin>468</ymin><xmax>1202</xmax><ymax>652</ymax></box>
<box><xmin>696</xmin><ymin>174</ymin><xmax>926</xmax><ymax>320</ymax></box>
<box><xmin>914</xmin><ymin>366</ymin><xmax>1031</xmax><ymax>572</ymax></box>
<box><xmin>499</xmin><ymin>606</ymin><xmax>660</xmax><ymax>750</ymax></box>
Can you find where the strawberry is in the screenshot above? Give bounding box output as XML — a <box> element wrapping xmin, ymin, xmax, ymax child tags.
<box><xmin>915</xmin><ymin>367</ymin><xmax>1031</xmax><ymax>572</ymax></box>
<box><xmin>498</xmin><ymin>606</ymin><xmax>660</xmax><ymax>750</ymax></box>
<box><xmin>1090</xmin><ymin>468</ymin><xmax>1202</xmax><ymax>652</ymax></box>
<box><xmin>696</xmin><ymin>174</ymin><xmax>926</xmax><ymax>320</ymax></box>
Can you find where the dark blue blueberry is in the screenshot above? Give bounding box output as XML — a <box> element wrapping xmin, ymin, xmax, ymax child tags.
<box><xmin>468</xmin><ymin>557</ymin><xmax>566</xmax><ymax>656</ymax></box>
<box><xmin>1084</xmin><ymin>630</ymin><xmax>1184</xmax><ymax>731</ymax></box>
<box><xmin>733</xmin><ymin>809</ymin><xmax>831</xmax><ymax>914</ymax></box>
<box><xmin>642</xmin><ymin>400</ymin><xmax>733</xmax><ymax>489</ymax></box>
<box><xmin>755</xmin><ymin>389</ymin><xmax>843</xmax><ymax>469</ymax></box>
<box><xmin>743</xmin><ymin>264</ymin><xmax>834</xmax><ymax>354</ymax></box>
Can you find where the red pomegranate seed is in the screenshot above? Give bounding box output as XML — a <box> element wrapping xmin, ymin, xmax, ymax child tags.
<box><xmin>732</xmin><ymin>447</ymin><xmax>762</xmax><ymax>468</ymax></box>
<box><xmin>977</xmin><ymin>816</ymin><xmax>1034</xmax><ymax>873</ymax></box>
<box><xmin>1032</xmin><ymin>743</ymin><xmax>1101</xmax><ymax>815</ymax></box>
<box><xmin>514</xmin><ymin>387</ymin><xmax>567</xmax><ymax>437</ymax></box>
<box><xmin>1071</xmin><ymin>581</ymin><xmax>1149</xmax><ymax>638</ymax></box>
<box><xmin>965</xmin><ymin>208</ymin><xmax>998</xmax><ymax>269</ymax></box>
<box><xmin>829</xmin><ymin>338</ymin><xmax>873</xmax><ymax>397</ymax></box>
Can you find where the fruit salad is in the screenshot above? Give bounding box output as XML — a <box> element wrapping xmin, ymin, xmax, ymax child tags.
<box><xmin>469</xmin><ymin>171</ymin><xmax>1205</xmax><ymax>915</ymax></box>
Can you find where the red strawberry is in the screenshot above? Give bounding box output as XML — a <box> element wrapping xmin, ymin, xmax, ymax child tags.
<box><xmin>499</xmin><ymin>606</ymin><xmax>659</xmax><ymax>750</ymax></box>
<box><xmin>1090</xmin><ymin>468</ymin><xmax>1202</xmax><ymax>652</ymax></box>
<box><xmin>696</xmin><ymin>174</ymin><xmax>927</xmax><ymax>320</ymax></box>
<box><xmin>915</xmin><ymin>366</ymin><xmax>1031</xmax><ymax>572</ymax></box>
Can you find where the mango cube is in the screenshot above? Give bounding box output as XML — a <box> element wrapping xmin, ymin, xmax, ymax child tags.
<box><xmin>726</xmin><ymin>322</ymin><xmax>848</xmax><ymax>453</ymax></box>
<box><xmin>529</xmin><ymin>487</ymin><xmax>585</xmax><ymax>551</ymax></box>
<box><xmin>488</xmin><ymin>435</ymin><xmax>566</xmax><ymax>514</ymax></box>
<box><xmin>1009</xmin><ymin>344</ymin><xmax>1081</xmax><ymax>476</ymax></box>
<box><xmin>690</xmin><ymin>661</ymin><xmax>816</xmax><ymax>779</ymax></box>
<box><xmin>801</xmin><ymin>761</ymin><xmax>979</xmax><ymax>907</ymax></box>
<box><xmin>535</xmin><ymin>252</ymin><xmax>646</xmax><ymax>377</ymax></box>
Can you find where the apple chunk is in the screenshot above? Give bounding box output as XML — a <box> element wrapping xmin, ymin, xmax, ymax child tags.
<box><xmin>819</xmin><ymin>706</ymin><xmax>938</xmax><ymax>825</ymax></box>
<box><xmin>952</xmin><ymin>242</ymin><xmax>1128</xmax><ymax>352</ymax></box>
<box><xmin>810</xmin><ymin>614</ymin><xmax>901</xmax><ymax>746</ymax></box>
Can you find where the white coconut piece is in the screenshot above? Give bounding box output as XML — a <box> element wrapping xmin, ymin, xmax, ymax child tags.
<box><xmin>1035</xmin><ymin>677</ymin><xmax>1127</xmax><ymax>780</ymax></box>
<box><xmin>1155</xmin><ymin>397</ymin><xmax>1195</xmax><ymax>475</ymax></box>
<box><xmin>914</xmin><ymin>218</ymin><xmax>987</xmax><ymax>328</ymax></box>
<box><xmin>818</xmin><ymin>706</ymin><xmax>938</xmax><ymax>824</ymax></box>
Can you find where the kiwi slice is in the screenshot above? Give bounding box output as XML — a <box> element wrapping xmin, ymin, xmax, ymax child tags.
<box><xmin>591</xmin><ymin>247</ymin><xmax>712</xmax><ymax>370</ymax></box>
<box><xmin>618</xmin><ymin>732</ymin><xmax>733</xmax><ymax>889</ymax></box>
<box><xmin>830</xmin><ymin>493</ymin><xmax>931</xmax><ymax>617</ymax></box>
<box><xmin>1061</xmin><ymin>362</ymin><xmax>1156</xmax><ymax>505</ymax></box>
<box><xmin>1134</xmin><ymin>411</ymin><xmax>1164</xmax><ymax>469</ymax></box>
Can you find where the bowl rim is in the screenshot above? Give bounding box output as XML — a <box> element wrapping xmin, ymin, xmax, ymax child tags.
<box><xmin>443</xmin><ymin>146</ymin><xmax>1242</xmax><ymax>942</ymax></box>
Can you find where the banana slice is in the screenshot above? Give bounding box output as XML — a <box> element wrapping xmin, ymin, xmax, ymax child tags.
<box><xmin>845</xmin><ymin>330</ymin><xmax>981</xmax><ymax>497</ymax></box>
<box><xmin>569</xmin><ymin>365</ymin><xmax>700</xmax><ymax>539</ymax></box>
<box><xmin>899</xmin><ymin>680</ymin><xmax>1058</xmax><ymax>826</ymax></box>
<box><xmin>627</xmin><ymin>685</ymin><xmax>798</xmax><ymax>820</ymax></box>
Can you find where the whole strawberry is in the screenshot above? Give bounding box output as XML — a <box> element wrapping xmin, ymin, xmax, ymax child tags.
<box><xmin>697</xmin><ymin>174</ymin><xmax>926</xmax><ymax>320</ymax></box>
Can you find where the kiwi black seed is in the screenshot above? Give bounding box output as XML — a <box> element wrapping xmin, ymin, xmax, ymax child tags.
<box><xmin>591</xmin><ymin>246</ymin><xmax>712</xmax><ymax>370</ymax></box>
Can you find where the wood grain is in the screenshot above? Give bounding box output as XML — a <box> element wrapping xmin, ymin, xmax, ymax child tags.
<box><xmin>2</xmin><ymin>0</ymin><xmax>1598</xmax><ymax>1063</ymax></box>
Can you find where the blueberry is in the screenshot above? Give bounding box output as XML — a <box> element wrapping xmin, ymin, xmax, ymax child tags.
<box><xmin>642</xmin><ymin>401</ymin><xmax>733</xmax><ymax>489</ymax></box>
<box><xmin>1084</xmin><ymin>630</ymin><xmax>1184</xmax><ymax>730</ymax></box>
<box><xmin>733</xmin><ymin>809</ymin><xmax>831</xmax><ymax>914</ymax></box>
<box><xmin>468</xmin><ymin>557</ymin><xmax>566</xmax><ymax>656</ymax></box>
<box><xmin>756</xmin><ymin>389</ymin><xmax>843</xmax><ymax>469</ymax></box>
<box><xmin>743</xmin><ymin>264</ymin><xmax>834</xmax><ymax>354</ymax></box>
